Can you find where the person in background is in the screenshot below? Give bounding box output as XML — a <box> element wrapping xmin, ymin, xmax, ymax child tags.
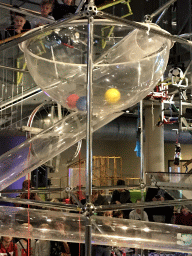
<box><xmin>145</xmin><ymin>188</ymin><xmax>173</xmax><ymax>223</ymax></box>
<box><xmin>81</xmin><ymin>189</ymin><xmax>108</xmax><ymax>207</ymax></box>
<box><xmin>111</xmin><ymin>179</ymin><xmax>132</xmax><ymax>219</ymax></box>
<box><xmin>112</xmin><ymin>211</ymin><xmax>132</xmax><ymax>256</ymax></box>
<box><xmin>92</xmin><ymin>211</ymin><xmax>113</xmax><ymax>256</ymax></box>
<box><xmin>52</xmin><ymin>0</ymin><xmax>77</xmax><ymax>20</ymax></box>
<box><xmin>10</xmin><ymin>5</ymin><xmax>31</xmax><ymax>31</ymax></box>
<box><xmin>69</xmin><ymin>188</ymin><xmax>108</xmax><ymax>256</ymax></box>
<box><xmin>50</xmin><ymin>222</ymin><xmax>70</xmax><ymax>256</ymax></box>
<box><xmin>175</xmin><ymin>206</ymin><xmax>192</xmax><ymax>226</ymax></box>
<box><xmin>15</xmin><ymin>180</ymin><xmax>41</xmax><ymax>209</ymax></box>
<box><xmin>30</xmin><ymin>0</ymin><xmax>54</xmax><ymax>28</ymax></box>
<box><xmin>50</xmin><ymin>241</ymin><xmax>70</xmax><ymax>256</ymax></box>
<box><xmin>0</xmin><ymin>236</ymin><xmax>18</xmax><ymax>256</ymax></box>
<box><xmin>129</xmin><ymin>199</ymin><xmax>149</xmax><ymax>221</ymax></box>
<box><xmin>113</xmin><ymin>210</ymin><xmax>124</xmax><ymax>219</ymax></box>
<box><xmin>50</xmin><ymin>198</ymin><xmax>62</xmax><ymax>211</ymax></box>
<box><xmin>3</xmin><ymin>12</ymin><xmax>28</xmax><ymax>39</ymax></box>
<box><xmin>20</xmin><ymin>180</ymin><xmax>41</xmax><ymax>201</ymax></box>
<box><xmin>16</xmin><ymin>223</ymin><xmax>37</xmax><ymax>256</ymax></box>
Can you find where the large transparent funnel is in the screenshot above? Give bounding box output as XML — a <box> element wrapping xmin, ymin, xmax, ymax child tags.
<box><xmin>21</xmin><ymin>20</ymin><xmax>172</xmax><ymax>115</ymax></box>
<box><xmin>1</xmin><ymin>205</ymin><xmax>192</xmax><ymax>253</ymax></box>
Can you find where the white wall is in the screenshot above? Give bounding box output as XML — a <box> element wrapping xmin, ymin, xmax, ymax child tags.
<box><xmin>49</xmin><ymin>139</ymin><xmax>141</xmax><ymax>191</ymax></box>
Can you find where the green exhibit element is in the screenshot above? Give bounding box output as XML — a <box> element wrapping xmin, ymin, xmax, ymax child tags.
<box><xmin>130</xmin><ymin>189</ymin><xmax>146</xmax><ymax>203</ymax></box>
<box><xmin>98</xmin><ymin>0</ymin><xmax>132</xmax><ymax>13</ymax></box>
<box><xmin>38</xmin><ymin>187</ymin><xmax>46</xmax><ymax>201</ymax></box>
<box><xmin>99</xmin><ymin>0</ymin><xmax>133</xmax><ymax>49</ymax></box>
<box><xmin>171</xmin><ymin>104</ymin><xmax>179</xmax><ymax>113</ymax></box>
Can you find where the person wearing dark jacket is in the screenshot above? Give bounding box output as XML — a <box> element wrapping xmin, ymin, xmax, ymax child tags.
<box><xmin>52</xmin><ymin>0</ymin><xmax>77</xmax><ymax>20</ymax></box>
<box><xmin>111</xmin><ymin>179</ymin><xmax>132</xmax><ymax>219</ymax></box>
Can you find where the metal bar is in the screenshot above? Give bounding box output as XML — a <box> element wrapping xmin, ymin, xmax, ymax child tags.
<box><xmin>177</xmin><ymin>16</ymin><xmax>190</xmax><ymax>35</ymax></box>
<box><xmin>70</xmin><ymin>192</ymin><xmax>84</xmax><ymax>208</ymax></box>
<box><xmin>155</xmin><ymin>8</ymin><xmax>168</xmax><ymax>24</ymax></box>
<box><xmin>149</xmin><ymin>182</ymin><xmax>192</xmax><ymax>190</ymax></box>
<box><xmin>0</xmin><ymin>12</ymin><xmax>84</xmax><ymax>51</ymax></box>
<box><xmin>97</xmin><ymin>11</ymin><xmax>192</xmax><ymax>48</ymax></box>
<box><xmin>0</xmin><ymin>188</ymin><xmax>64</xmax><ymax>194</ymax></box>
<box><xmin>140</xmin><ymin>100</ymin><xmax>144</xmax><ymax>182</ymax></box>
<box><xmin>85</xmin><ymin>14</ymin><xmax>94</xmax><ymax>256</ymax></box>
<box><xmin>85</xmin><ymin>217</ymin><xmax>92</xmax><ymax>256</ymax></box>
<box><xmin>95</xmin><ymin>198</ymin><xmax>192</xmax><ymax>212</ymax></box>
<box><xmin>179</xmin><ymin>33</ymin><xmax>192</xmax><ymax>38</ymax></box>
<box><xmin>183</xmin><ymin>59</ymin><xmax>192</xmax><ymax>77</ymax></box>
<box><xmin>179</xmin><ymin>89</ymin><xmax>182</xmax><ymax>131</ymax></box>
<box><xmin>0</xmin><ymin>196</ymin><xmax>80</xmax><ymax>211</ymax></box>
<box><xmin>139</xmin><ymin>101</ymin><xmax>144</xmax><ymax>256</ymax></box>
<box><xmin>150</xmin><ymin>0</ymin><xmax>177</xmax><ymax>19</ymax></box>
<box><xmin>86</xmin><ymin>15</ymin><xmax>93</xmax><ymax>203</ymax></box>
<box><xmin>0</xmin><ymin>2</ymin><xmax>54</xmax><ymax>22</ymax></box>
<box><xmin>0</xmin><ymin>64</ymin><xmax>29</xmax><ymax>73</ymax></box>
<box><xmin>0</xmin><ymin>87</ymin><xmax>41</xmax><ymax>109</ymax></box>
<box><xmin>72</xmin><ymin>184</ymin><xmax>140</xmax><ymax>191</ymax></box>
<box><xmin>75</xmin><ymin>0</ymin><xmax>87</xmax><ymax>13</ymax></box>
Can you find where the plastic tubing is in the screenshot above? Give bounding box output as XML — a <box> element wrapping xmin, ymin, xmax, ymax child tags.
<box><xmin>0</xmin><ymin>111</ymin><xmax>122</xmax><ymax>191</ymax></box>
<box><xmin>0</xmin><ymin>206</ymin><xmax>192</xmax><ymax>253</ymax></box>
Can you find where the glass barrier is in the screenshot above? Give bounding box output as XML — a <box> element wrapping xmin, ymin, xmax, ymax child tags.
<box><xmin>146</xmin><ymin>172</ymin><xmax>192</xmax><ymax>186</ymax></box>
<box><xmin>146</xmin><ymin>172</ymin><xmax>192</xmax><ymax>202</ymax></box>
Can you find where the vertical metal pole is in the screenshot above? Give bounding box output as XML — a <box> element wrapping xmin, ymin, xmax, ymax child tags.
<box><xmin>179</xmin><ymin>89</ymin><xmax>182</xmax><ymax>132</ymax></box>
<box><xmin>140</xmin><ymin>100</ymin><xmax>144</xmax><ymax>256</ymax></box>
<box><xmin>140</xmin><ymin>101</ymin><xmax>144</xmax><ymax>215</ymax></box>
<box><xmin>140</xmin><ymin>100</ymin><xmax>144</xmax><ymax>183</ymax></box>
<box><xmin>85</xmin><ymin>15</ymin><xmax>94</xmax><ymax>256</ymax></box>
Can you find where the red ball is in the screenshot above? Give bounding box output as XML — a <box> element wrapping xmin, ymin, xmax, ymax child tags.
<box><xmin>66</xmin><ymin>94</ymin><xmax>79</xmax><ymax>108</ymax></box>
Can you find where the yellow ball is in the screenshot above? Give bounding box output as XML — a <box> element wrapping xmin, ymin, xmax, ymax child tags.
<box><xmin>105</xmin><ymin>88</ymin><xmax>121</xmax><ymax>104</ymax></box>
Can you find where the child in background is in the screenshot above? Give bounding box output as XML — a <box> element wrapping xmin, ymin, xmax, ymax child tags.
<box><xmin>0</xmin><ymin>236</ymin><xmax>18</xmax><ymax>256</ymax></box>
<box><xmin>30</xmin><ymin>0</ymin><xmax>54</xmax><ymax>28</ymax></box>
<box><xmin>10</xmin><ymin>5</ymin><xmax>31</xmax><ymax>31</ymax></box>
<box><xmin>3</xmin><ymin>13</ymin><xmax>27</xmax><ymax>39</ymax></box>
<box><xmin>129</xmin><ymin>199</ymin><xmax>149</xmax><ymax>221</ymax></box>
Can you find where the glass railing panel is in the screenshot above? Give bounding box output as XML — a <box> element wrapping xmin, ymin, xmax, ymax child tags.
<box><xmin>146</xmin><ymin>172</ymin><xmax>192</xmax><ymax>185</ymax></box>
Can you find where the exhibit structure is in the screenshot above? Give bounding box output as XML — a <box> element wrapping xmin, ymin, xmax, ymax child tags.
<box><xmin>0</xmin><ymin>0</ymin><xmax>192</xmax><ymax>255</ymax></box>
<box><xmin>0</xmin><ymin>10</ymin><xmax>173</xmax><ymax>192</ymax></box>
